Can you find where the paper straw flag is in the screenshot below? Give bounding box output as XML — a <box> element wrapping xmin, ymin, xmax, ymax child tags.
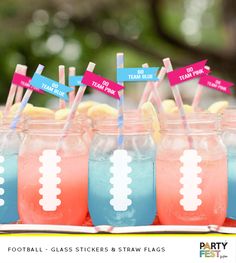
<box><xmin>10</xmin><ymin>64</ymin><xmax>45</xmax><ymax>130</ymax></box>
<box><xmin>3</xmin><ymin>64</ymin><xmax>27</xmax><ymax>118</ymax></box>
<box><xmin>14</xmin><ymin>65</ymin><xmax>27</xmax><ymax>103</ymax></box>
<box><xmin>116</xmin><ymin>53</ymin><xmax>125</xmax><ymax>148</ymax></box>
<box><xmin>57</xmin><ymin>62</ymin><xmax>96</xmax><ymax>151</ymax></box>
<box><xmin>163</xmin><ymin>58</ymin><xmax>193</xmax><ymax>149</ymax></box>
<box><xmin>58</xmin><ymin>65</ymin><xmax>67</xmax><ymax>109</ymax></box>
<box><xmin>192</xmin><ymin>66</ymin><xmax>210</xmax><ymax>111</ymax></box>
<box><xmin>68</xmin><ymin>67</ymin><xmax>76</xmax><ymax>107</ymax></box>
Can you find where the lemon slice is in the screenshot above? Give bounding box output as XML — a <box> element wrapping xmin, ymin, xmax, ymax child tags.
<box><xmin>77</xmin><ymin>101</ymin><xmax>98</xmax><ymax>115</ymax></box>
<box><xmin>162</xmin><ymin>99</ymin><xmax>176</xmax><ymax>113</ymax></box>
<box><xmin>55</xmin><ymin>108</ymin><xmax>71</xmax><ymax>120</ymax></box>
<box><xmin>26</xmin><ymin>107</ymin><xmax>54</xmax><ymax>119</ymax></box>
<box><xmin>87</xmin><ymin>104</ymin><xmax>118</xmax><ymax>119</ymax></box>
<box><xmin>141</xmin><ymin>101</ymin><xmax>160</xmax><ymax>143</ymax></box>
<box><xmin>208</xmin><ymin>101</ymin><xmax>229</xmax><ymax>113</ymax></box>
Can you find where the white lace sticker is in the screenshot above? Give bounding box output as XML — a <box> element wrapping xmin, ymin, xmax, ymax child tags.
<box><xmin>0</xmin><ymin>156</ymin><xmax>5</xmax><ymax>207</ymax></box>
<box><xmin>179</xmin><ymin>149</ymin><xmax>202</xmax><ymax>211</ymax></box>
<box><xmin>39</xmin><ymin>150</ymin><xmax>61</xmax><ymax>211</ymax></box>
<box><xmin>109</xmin><ymin>149</ymin><xmax>132</xmax><ymax>211</ymax></box>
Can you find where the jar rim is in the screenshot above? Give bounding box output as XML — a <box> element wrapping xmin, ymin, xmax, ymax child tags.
<box><xmin>221</xmin><ymin>107</ymin><xmax>236</xmax><ymax>128</ymax></box>
<box><xmin>0</xmin><ymin>117</ymin><xmax>26</xmax><ymax>131</ymax></box>
<box><xmin>158</xmin><ymin>112</ymin><xmax>218</xmax><ymax>125</ymax></box>
<box><xmin>158</xmin><ymin>112</ymin><xmax>219</xmax><ymax>134</ymax></box>
<box><xmin>24</xmin><ymin>116</ymin><xmax>89</xmax><ymax>135</ymax></box>
<box><xmin>92</xmin><ymin>110</ymin><xmax>153</xmax><ymax>133</ymax></box>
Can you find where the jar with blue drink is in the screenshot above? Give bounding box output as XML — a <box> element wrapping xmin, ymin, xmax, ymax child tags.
<box><xmin>88</xmin><ymin>112</ymin><xmax>156</xmax><ymax>226</ymax></box>
<box><xmin>221</xmin><ymin>109</ymin><xmax>236</xmax><ymax>224</ymax></box>
<box><xmin>0</xmin><ymin>119</ymin><xmax>23</xmax><ymax>223</ymax></box>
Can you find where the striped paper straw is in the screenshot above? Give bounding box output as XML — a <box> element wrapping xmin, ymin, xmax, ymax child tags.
<box><xmin>10</xmin><ymin>64</ymin><xmax>45</xmax><ymax>130</ymax></box>
<box><xmin>0</xmin><ymin>64</ymin><xmax>44</xmax><ymax>154</ymax></box>
<box><xmin>57</xmin><ymin>62</ymin><xmax>96</xmax><ymax>151</ymax></box>
<box><xmin>58</xmin><ymin>65</ymin><xmax>66</xmax><ymax>109</ymax></box>
<box><xmin>3</xmin><ymin>64</ymin><xmax>26</xmax><ymax>118</ymax></box>
<box><xmin>192</xmin><ymin>66</ymin><xmax>210</xmax><ymax>111</ymax></box>
<box><xmin>163</xmin><ymin>58</ymin><xmax>193</xmax><ymax>149</ymax></box>
<box><xmin>68</xmin><ymin>67</ymin><xmax>76</xmax><ymax>107</ymax></box>
<box><xmin>15</xmin><ymin>65</ymin><xmax>28</xmax><ymax>103</ymax></box>
<box><xmin>138</xmin><ymin>63</ymin><xmax>154</xmax><ymax>108</ymax></box>
<box><xmin>148</xmin><ymin>67</ymin><xmax>166</xmax><ymax>114</ymax></box>
<box><xmin>116</xmin><ymin>53</ymin><xmax>125</xmax><ymax>148</ymax></box>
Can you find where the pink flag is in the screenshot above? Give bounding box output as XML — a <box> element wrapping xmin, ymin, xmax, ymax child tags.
<box><xmin>199</xmin><ymin>75</ymin><xmax>233</xmax><ymax>95</ymax></box>
<box><xmin>12</xmin><ymin>72</ymin><xmax>44</xmax><ymax>94</ymax></box>
<box><xmin>82</xmin><ymin>71</ymin><xmax>124</xmax><ymax>99</ymax></box>
<box><xmin>167</xmin><ymin>60</ymin><xmax>210</xmax><ymax>86</ymax></box>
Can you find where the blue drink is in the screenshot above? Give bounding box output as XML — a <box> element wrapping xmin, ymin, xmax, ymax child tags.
<box><xmin>89</xmin><ymin>155</ymin><xmax>156</xmax><ymax>226</ymax></box>
<box><xmin>227</xmin><ymin>149</ymin><xmax>236</xmax><ymax>219</ymax></box>
<box><xmin>0</xmin><ymin>153</ymin><xmax>19</xmax><ymax>223</ymax></box>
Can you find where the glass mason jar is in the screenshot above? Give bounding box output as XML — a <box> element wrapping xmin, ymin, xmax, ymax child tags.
<box><xmin>156</xmin><ymin>113</ymin><xmax>227</xmax><ymax>225</ymax></box>
<box><xmin>221</xmin><ymin>108</ymin><xmax>236</xmax><ymax>222</ymax></box>
<box><xmin>0</xmin><ymin>119</ymin><xmax>23</xmax><ymax>223</ymax></box>
<box><xmin>18</xmin><ymin>118</ymin><xmax>89</xmax><ymax>225</ymax></box>
<box><xmin>88</xmin><ymin>112</ymin><xmax>156</xmax><ymax>226</ymax></box>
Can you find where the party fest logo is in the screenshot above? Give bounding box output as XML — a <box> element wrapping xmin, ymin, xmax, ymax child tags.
<box><xmin>199</xmin><ymin>242</ymin><xmax>228</xmax><ymax>259</ymax></box>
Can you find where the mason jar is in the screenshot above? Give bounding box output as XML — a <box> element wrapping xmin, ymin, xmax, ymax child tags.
<box><xmin>156</xmin><ymin>112</ymin><xmax>227</xmax><ymax>225</ymax></box>
<box><xmin>18</xmin><ymin>118</ymin><xmax>89</xmax><ymax>225</ymax></box>
<box><xmin>221</xmin><ymin>108</ymin><xmax>236</xmax><ymax>224</ymax></box>
<box><xmin>0</xmin><ymin>119</ymin><xmax>23</xmax><ymax>223</ymax></box>
<box><xmin>88</xmin><ymin>112</ymin><xmax>156</xmax><ymax>226</ymax></box>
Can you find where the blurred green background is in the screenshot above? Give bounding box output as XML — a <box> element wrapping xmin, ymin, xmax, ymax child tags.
<box><xmin>0</xmin><ymin>0</ymin><xmax>235</xmax><ymax>107</ymax></box>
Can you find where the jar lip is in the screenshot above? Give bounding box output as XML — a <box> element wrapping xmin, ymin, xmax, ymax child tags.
<box><xmin>221</xmin><ymin>107</ymin><xmax>236</xmax><ymax>128</ymax></box>
<box><xmin>158</xmin><ymin>112</ymin><xmax>218</xmax><ymax>125</ymax></box>
<box><xmin>26</xmin><ymin>114</ymin><xmax>88</xmax><ymax>125</ymax></box>
<box><xmin>221</xmin><ymin>107</ymin><xmax>236</xmax><ymax>117</ymax></box>
<box><xmin>93</xmin><ymin>110</ymin><xmax>152</xmax><ymax>126</ymax></box>
<box><xmin>25</xmin><ymin>117</ymin><xmax>88</xmax><ymax>135</ymax></box>
<box><xmin>0</xmin><ymin>117</ymin><xmax>26</xmax><ymax>131</ymax></box>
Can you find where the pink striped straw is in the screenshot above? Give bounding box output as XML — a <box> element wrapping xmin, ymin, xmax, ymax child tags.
<box><xmin>58</xmin><ymin>65</ymin><xmax>67</xmax><ymax>109</ymax></box>
<box><xmin>148</xmin><ymin>67</ymin><xmax>166</xmax><ymax>114</ymax></box>
<box><xmin>68</xmin><ymin>67</ymin><xmax>76</xmax><ymax>107</ymax></box>
<box><xmin>163</xmin><ymin>58</ymin><xmax>193</xmax><ymax>149</ymax></box>
<box><xmin>57</xmin><ymin>62</ymin><xmax>96</xmax><ymax>151</ymax></box>
<box><xmin>14</xmin><ymin>65</ymin><xmax>27</xmax><ymax>103</ymax></box>
<box><xmin>3</xmin><ymin>64</ymin><xmax>26</xmax><ymax>118</ymax></box>
<box><xmin>192</xmin><ymin>66</ymin><xmax>210</xmax><ymax>111</ymax></box>
<box><xmin>138</xmin><ymin>63</ymin><xmax>153</xmax><ymax>108</ymax></box>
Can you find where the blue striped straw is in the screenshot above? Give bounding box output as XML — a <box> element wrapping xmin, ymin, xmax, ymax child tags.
<box><xmin>116</xmin><ymin>53</ymin><xmax>124</xmax><ymax>148</ymax></box>
<box><xmin>10</xmin><ymin>64</ymin><xmax>45</xmax><ymax>130</ymax></box>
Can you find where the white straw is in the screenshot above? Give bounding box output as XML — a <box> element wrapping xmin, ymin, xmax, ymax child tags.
<box><xmin>69</xmin><ymin>67</ymin><xmax>76</xmax><ymax>107</ymax></box>
<box><xmin>58</xmin><ymin>65</ymin><xmax>66</xmax><ymax>109</ymax></box>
